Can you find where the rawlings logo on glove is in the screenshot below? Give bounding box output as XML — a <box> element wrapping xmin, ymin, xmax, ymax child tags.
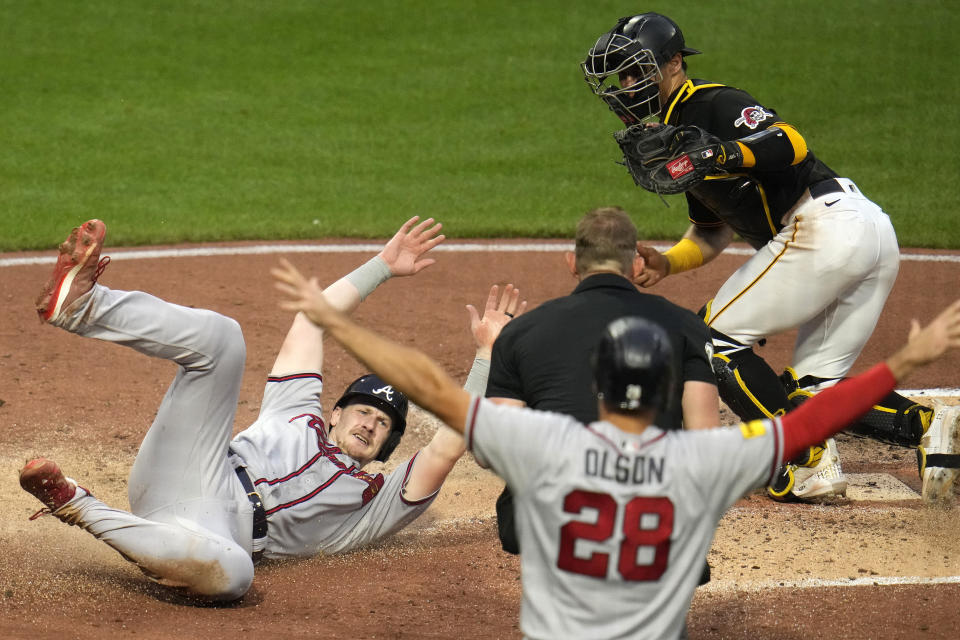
<box><xmin>614</xmin><ymin>124</ymin><xmax>724</xmax><ymax>195</ymax></box>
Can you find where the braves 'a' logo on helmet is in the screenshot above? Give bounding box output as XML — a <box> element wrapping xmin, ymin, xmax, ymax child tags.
<box><xmin>372</xmin><ymin>385</ymin><xmax>395</xmax><ymax>401</ymax></box>
<box><xmin>734</xmin><ymin>106</ymin><xmax>774</xmax><ymax>129</ymax></box>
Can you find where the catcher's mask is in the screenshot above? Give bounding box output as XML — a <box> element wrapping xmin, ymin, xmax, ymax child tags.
<box><xmin>591</xmin><ymin>317</ymin><xmax>676</xmax><ymax>414</ymax></box>
<box><xmin>582</xmin><ymin>13</ymin><xmax>701</xmax><ymax>125</ymax></box>
<box><xmin>334</xmin><ymin>374</ymin><xmax>409</xmax><ymax>462</ymax></box>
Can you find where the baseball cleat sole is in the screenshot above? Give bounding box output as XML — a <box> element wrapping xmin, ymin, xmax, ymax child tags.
<box><xmin>920</xmin><ymin>405</ymin><xmax>960</xmax><ymax>505</ymax></box>
<box><xmin>35</xmin><ymin>219</ymin><xmax>109</xmax><ymax>323</ymax></box>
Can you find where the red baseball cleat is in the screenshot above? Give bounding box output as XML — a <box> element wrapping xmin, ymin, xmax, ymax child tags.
<box><xmin>20</xmin><ymin>458</ymin><xmax>78</xmax><ymax>518</ymax></box>
<box><xmin>35</xmin><ymin>219</ymin><xmax>110</xmax><ymax>323</ymax></box>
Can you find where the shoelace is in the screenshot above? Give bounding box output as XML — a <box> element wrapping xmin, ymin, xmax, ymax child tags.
<box><xmin>94</xmin><ymin>255</ymin><xmax>111</xmax><ymax>280</ymax></box>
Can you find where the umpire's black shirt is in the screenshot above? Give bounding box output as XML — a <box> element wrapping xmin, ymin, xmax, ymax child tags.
<box><xmin>486</xmin><ymin>273</ymin><xmax>715</xmax><ymax>553</ymax></box>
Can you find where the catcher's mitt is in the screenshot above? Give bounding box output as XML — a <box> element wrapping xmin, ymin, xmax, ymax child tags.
<box><xmin>614</xmin><ymin>124</ymin><xmax>723</xmax><ymax>195</ymax></box>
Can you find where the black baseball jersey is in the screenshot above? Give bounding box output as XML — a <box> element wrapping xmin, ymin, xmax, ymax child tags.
<box><xmin>662</xmin><ymin>79</ymin><xmax>837</xmax><ymax>249</ymax></box>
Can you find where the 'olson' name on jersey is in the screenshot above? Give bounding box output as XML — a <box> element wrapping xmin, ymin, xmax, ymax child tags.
<box><xmin>584</xmin><ymin>449</ymin><xmax>665</xmax><ymax>485</ymax></box>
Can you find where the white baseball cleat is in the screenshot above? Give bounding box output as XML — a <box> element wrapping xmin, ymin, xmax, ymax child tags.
<box><xmin>791</xmin><ymin>437</ymin><xmax>848</xmax><ymax>499</ymax></box>
<box><xmin>918</xmin><ymin>405</ymin><xmax>960</xmax><ymax>504</ymax></box>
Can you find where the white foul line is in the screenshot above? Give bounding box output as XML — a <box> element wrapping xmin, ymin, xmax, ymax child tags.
<box><xmin>3</xmin><ymin>242</ymin><xmax>960</xmax><ymax>267</ymax></box>
<box><xmin>4</xmin><ymin>242</ymin><xmax>959</xmax><ymax>396</ymax></box>
<box><xmin>699</xmin><ymin>574</ymin><xmax>960</xmax><ymax>593</ymax></box>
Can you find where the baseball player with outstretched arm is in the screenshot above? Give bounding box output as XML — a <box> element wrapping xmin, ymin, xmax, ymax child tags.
<box><xmin>20</xmin><ymin>216</ymin><xmax>523</xmax><ymax>601</ymax></box>
<box><xmin>580</xmin><ymin>12</ymin><xmax>958</xmax><ymax>503</ymax></box>
<box><xmin>273</xmin><ymin>258</ymin><xmax>960</xmax><ymax>640</ymax></box>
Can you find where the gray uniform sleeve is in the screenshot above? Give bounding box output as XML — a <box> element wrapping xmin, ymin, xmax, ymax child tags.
<box><xmin>257</xmin><ymin>373</ymin><xmax>324</xmax><ymax>420</ymax></box>
<box><xmin>683</xmin><ymin>418</ymin><xmax>785</xmax><ymax>512</ymax></box>
<box><xmin>464</xmin><ymin>397</ymin><xmax>575</xmax><ymax>491</ymax></box>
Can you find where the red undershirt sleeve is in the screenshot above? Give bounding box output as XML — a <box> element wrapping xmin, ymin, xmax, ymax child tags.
<box><xmin>780</xmin><ymin>363</ymin><xmax>898</xmax><ymax>461</ymax></box>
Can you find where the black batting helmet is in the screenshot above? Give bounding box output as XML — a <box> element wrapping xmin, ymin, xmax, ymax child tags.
<box><xmin>582</xmin><ymin>13</ymin><xmax>701</xmax><ymax>124</ymax></box>
<box><xmin>591</xmin><ymin>317</ymin><xmax>676</xmax><ymax>413</ymax></box>
<box><xmin>334</xmin><ymin>374</ymin><xmax>409</xmax><ymax>462</ymax></box>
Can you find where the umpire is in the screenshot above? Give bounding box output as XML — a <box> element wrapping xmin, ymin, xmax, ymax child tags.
<box><xmin>486</xmin><ymin>206</ymin><xmax>718</xmax><ymax>555</ymax></box>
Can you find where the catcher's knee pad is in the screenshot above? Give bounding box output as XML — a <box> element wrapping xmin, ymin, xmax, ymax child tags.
<box><xmin>710</xmin><ymin>330</ymin><xmax>791</xmax><ymax>422</ymax></box>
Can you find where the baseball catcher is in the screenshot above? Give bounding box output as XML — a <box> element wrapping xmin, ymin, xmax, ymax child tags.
<box><xmin>582</xmin><ymin>12</ymin><xmax>957</xmax><ymax>504</ymax></box>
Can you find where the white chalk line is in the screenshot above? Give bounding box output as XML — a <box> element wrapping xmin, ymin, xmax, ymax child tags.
<box><xmin>699</xmin><ymin>574</ymin><xmax>960</xmax><ymax>593</ymax></box>
<box><xmin>415</xmin><ymin>517</ymin><xmax>960</xmax><ymax>593</ymax></box>
<box><xmin>3</xmin><ymin>242</ymin><xmax>960</xmax><ymax>267</ymax></box>
<box><xmin>4</xmin><ymin>241</ymin><xmax>959</xmax><ymax>397</ymax></box>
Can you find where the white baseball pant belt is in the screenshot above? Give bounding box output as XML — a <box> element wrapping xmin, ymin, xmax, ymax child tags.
<box><xmin>230</xmin><ymin>450</ymin><xmax>268</xmax><ymax>563</ymax></box>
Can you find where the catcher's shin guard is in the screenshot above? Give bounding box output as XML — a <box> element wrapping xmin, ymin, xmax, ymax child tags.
<box><xmin>781</xmin><ymin>369</ymin><xmax>932</xmax><ymax>448</ymax></box>
<box><xmin>708</xmin><ymin>332</ymin><xmax>833</xmax><ymax>500</ymax></box>
<box><xmin>848</xmin><ymin>392</ymin><xmax>931</xmax><ymax>448</ymax></box>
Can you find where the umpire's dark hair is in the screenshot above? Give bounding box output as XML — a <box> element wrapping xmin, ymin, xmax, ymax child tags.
<box><xmin>574</xmin><ymin>207</ymin><xmax>638</xmax><ymax>275</ymax></box>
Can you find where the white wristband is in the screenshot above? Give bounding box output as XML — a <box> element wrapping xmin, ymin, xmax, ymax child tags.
<box><xmin>345</xmin><ymin>256</ymin><xmax>392</xmax><ymax>300</ymax></box>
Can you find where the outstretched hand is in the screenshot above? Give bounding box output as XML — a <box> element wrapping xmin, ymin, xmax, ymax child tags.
<box><xmin>633</xmin><ymin>244</ymin><xmax>669</xmax><ymax>288</ymax></box>
<box><xmin>379</xmin><ymin>216</ymin><xmax>445</xmax><ymax>277</ymax></box>
<box><xmin>272</xmin><ymin>258</ymin><xmax>337</xmax><ymax>328</ymax></box>
<box><xmin>888</xmin><ymin>299</ymin><xmax>960</xmax><ymax>381</ymax></box>
<box><xmin>466</xmin><ymin>284</ymin><xmax>527</xmax><ymax>359</ymax></box>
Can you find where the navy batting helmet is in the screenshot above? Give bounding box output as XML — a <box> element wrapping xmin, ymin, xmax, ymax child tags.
<box><xmin>582</xmin><ymin>13</ymin><xmax>701</xmax><ymax>124</ymax></box>
<box><xmin>334</xmin><ymin>374</ymin><xmax>409</xmax><ymax>462</ymax></box>
<box><xmin>591</xmin><ymin>317</ymin><xmax>676</xmax><ymax>413</ymax></box>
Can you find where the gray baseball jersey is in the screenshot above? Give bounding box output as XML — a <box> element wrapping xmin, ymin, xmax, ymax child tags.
<box><xmin>229</xmin><ymin>375</ymin><xmax>436</xmax><ymax>559</ymax></box>
<box><xmin>465</xmin><ymin>397</ymin><xmax>784</xmax><ymax>640</ymax></box>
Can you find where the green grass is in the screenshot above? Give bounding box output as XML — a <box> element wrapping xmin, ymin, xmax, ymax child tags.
<box><xmin>1</xmin><ymin>0</ymin><xmax>957</xmax><ymax>250</ymax></box>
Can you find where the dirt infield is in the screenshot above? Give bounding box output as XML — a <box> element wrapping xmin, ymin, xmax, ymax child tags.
<box><xmin>2</xmin><ymin>240</ymin><xmax>959</xmax><ymax>639</ymax></box>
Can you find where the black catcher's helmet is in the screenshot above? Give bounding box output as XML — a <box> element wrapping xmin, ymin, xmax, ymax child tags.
<box><xmin>582</xmin><ymin>13</ymin><xmax>701</xmax><ymax>125</ymax></box>
<box><xmin>334</xmin><ymin>374</ymin><xmax>409</xmax><ymax>462</ymax></box>
<box><xmin>591</xmin><ymin>317</ymin><xmax>676</xmax><ymax>413</ymax></box>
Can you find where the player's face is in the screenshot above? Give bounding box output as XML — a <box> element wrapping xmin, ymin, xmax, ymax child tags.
<box><xmin>329</xmin><ymin>403</ymin><xmax>394</xmax><ymax>465</ymax></box>
<box><xmin>618</xmin><ymin>66</ymin><xmax>642</xmax><ymax>91</ymax></box>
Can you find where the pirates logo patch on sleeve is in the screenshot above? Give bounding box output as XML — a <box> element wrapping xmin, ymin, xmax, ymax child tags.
<box><xmin>734</xmin><ymin>106</ymin><xmax>774</xmax><ymax>129</ymax></box>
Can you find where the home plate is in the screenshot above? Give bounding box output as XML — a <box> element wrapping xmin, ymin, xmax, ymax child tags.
<box><xmin>845</xmin><ymin>473</ymin><xmax>919</xmax><ymax>501</ymax></box>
